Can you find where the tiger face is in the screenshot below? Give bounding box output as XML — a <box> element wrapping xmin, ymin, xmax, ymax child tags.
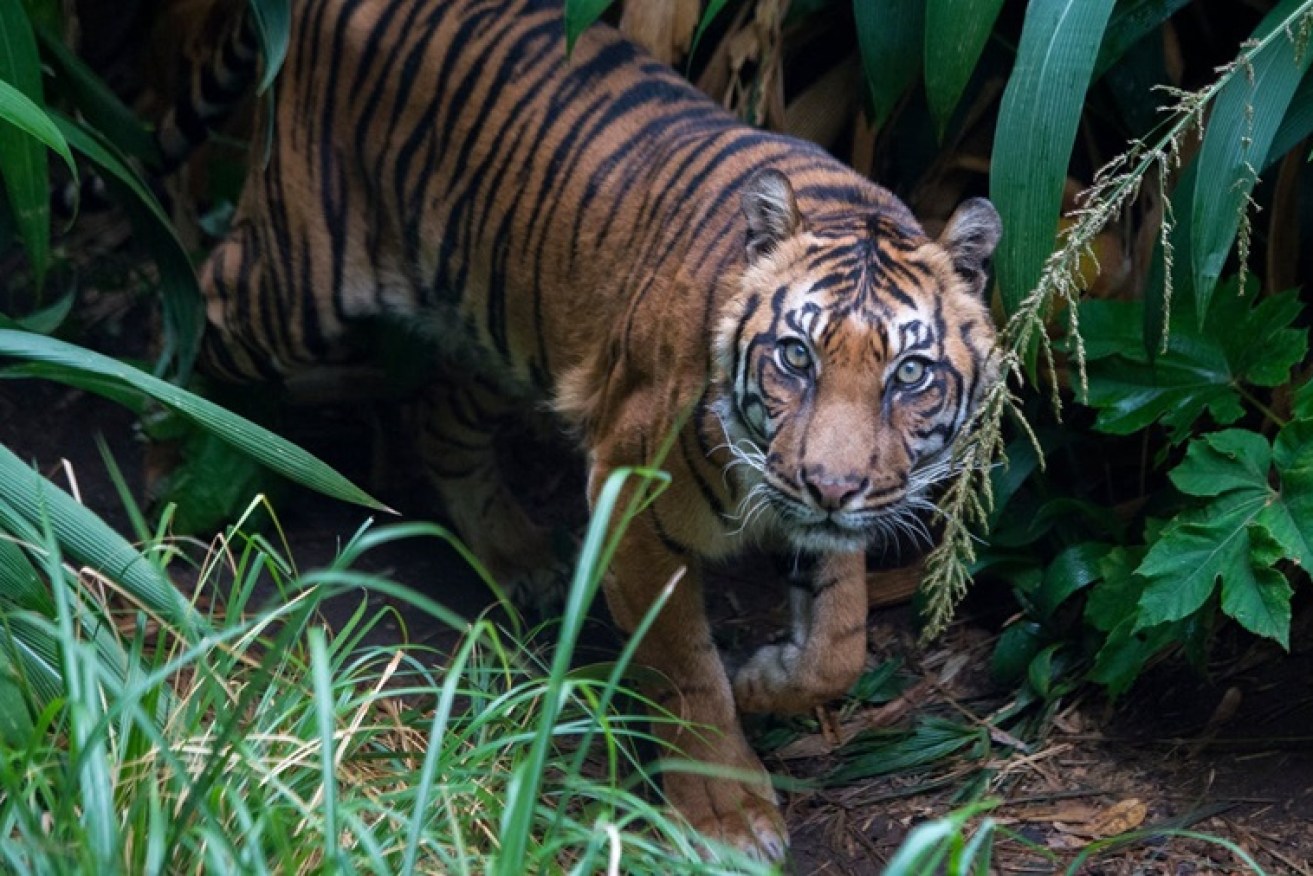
<box><xmin>713</xmin><ymin>170</ymin><xmax>1001</xmax><ymax>554</ymax></box>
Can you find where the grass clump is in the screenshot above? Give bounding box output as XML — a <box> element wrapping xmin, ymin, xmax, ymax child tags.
<box><xmin>0</xmin><ymin>471</ymin><xmax>775</xmax><ymax>875</ymax></box>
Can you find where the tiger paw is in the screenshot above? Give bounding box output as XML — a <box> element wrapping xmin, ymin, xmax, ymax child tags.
<box><xmin>732</xmin><ymin>641</ymin><xmax>810</xmax><ymax>714</ymax></box>
<box><xmin>497</xmin><ymin>559</ymin><xmax>574</xmax><ymax>617</ymax></box>
<box><xmin>733</xmin><ymin>641</ymin><xmax>857</xmax><ymax>714</ymax></box>
<box><xmin>665</xmin><ymin>769</ymin><xmax>788</xmax><ymax>862</ymax></box>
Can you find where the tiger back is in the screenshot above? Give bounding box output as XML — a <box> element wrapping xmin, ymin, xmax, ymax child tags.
<box><xmin>170</xmin><ymin>0</ymin><xmax>1001</xmax><ymax>857</ymax></box>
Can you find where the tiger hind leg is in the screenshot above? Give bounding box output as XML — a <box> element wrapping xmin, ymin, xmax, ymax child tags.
<box><xmin>415</xmin><ymin>378</ymin><xmax>573</xmax><ymax>613</ymax></box>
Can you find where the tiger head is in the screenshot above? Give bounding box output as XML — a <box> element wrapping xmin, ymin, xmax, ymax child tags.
<box><xmin>712</xmin><ymin>169</ymin><xmax>1001</xmax><ymax>554</ymax></box>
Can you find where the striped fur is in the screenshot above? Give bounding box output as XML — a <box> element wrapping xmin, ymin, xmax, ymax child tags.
<box><xmin>172</xmin><ymin>0</ymin><xmax>1001</xmax><ymax>856</ymax></box>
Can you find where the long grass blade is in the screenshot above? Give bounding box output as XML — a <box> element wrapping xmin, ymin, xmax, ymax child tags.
<box><xmin>0</xmin><ymin>444</ymin><xmax>201</xmax><ymax>634</ymax></box>
<box><xmin>1189</xmin><ymin>0</ymin><xmax>1313</xmax><ymax>319</ymax></box>
<box><xmin>0</xmin><ymin>80</ymin><xmax>76</xmax><ymax>179</ymax></box>
<box><xmin>990</xmin><ymin>0</ymin><xmax>1116</xmax><ymax>313</ymax></box>
<box><xmin>924</xmin><ymin>0</ymin><xmax>1004</xmax><ymax>138</ymax></box>
<box><xmin>34</xmin><ymin>22</ymin><xmax>159</xmax><ymax>164</ymax></box>
<box><xmin>0</xmin><ymin>329</ymin><xmax>388</xmax><ymax>512</ymax></box>
<box><xmin>854</xmin><ymin>0</ymin><xmax>925</xmax><ymax>129</ymax></box>
<box><xmin>1093</xmin><ymin>0</ymin><xmax>1192</xmax><ymax>80</ymax></box>
<box><xmin>247</xmin><ymin>0</ymin><xmax>291</xmax><ymax>93</ymax></box>
<box><xmin>0</xmin><ymin>0</ymin><xmax>52</xmax><ymax>291</ymax></box>
<box><xmin>565</xmin><ymin>0</ymin><xmax>616</xmax><ymax>53</ymax></box>
<box><xmin>52</xmin><ymin>113</ymin><xmax>203</xmax><ymax>378</ymax></box>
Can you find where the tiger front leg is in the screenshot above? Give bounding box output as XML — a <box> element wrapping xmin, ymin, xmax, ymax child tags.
<box><xmin>732</xmin><ymin>551</ymin><xmax>868</xmax><ymax>714</ymax></box>
<box><xmin>598</xmin><ymin>476</ymin><xmax>788</xmax><ymax>860</ymax></box>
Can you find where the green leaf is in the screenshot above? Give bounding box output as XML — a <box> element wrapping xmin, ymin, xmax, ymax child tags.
<box><xmin>688</xmin><ymin>0</ymin><xmax>731</xmax><ymax>69</ymax></box>
<box><xmin>0</xmin><ymin>648</ymin><xmax>36</xmax><ymax>746</ymax></box>
<box><xmin>1292</xmin><ymin>381</ymin><xmax>1313</xmax><ymax>420</ymax></box>
<box><xmin>1026</xmin><ymin>643</ymin><xmax>1060</xmax><ymax>698</ymax></box>
<box><xmin>33</xmin><ymin>22</ymin><xmax>159</xmax><ymax>164</ymax></box>
<box><xmin>1190</xmin><ymin>0</ymin><xmax>1313</xmax><ymax>318</ymax></box>
<box><xmin>989</xmin><ymin>0</ymin><xmax>1116</xmax><ymax>313</ymax></box>
<box><xmin>152</xmin><ymin>430</ymin><xmax>269</xmax><ymax>535</ymax></box>
<box><xmin>1089</xmin><ymin>614</ymin><xmax>1177</xmax><ymax>696</ymax></box>
<box><xmin>1092</xmin><ymin>0</ymin><xmax>1191</xmax><ymax>80</ymax></box>
<box><xmin>1136</xmin><ymin>428</ymin><xmax>1278</xmax><ymax>625</ymax></box>
<box><xmin>1169</xmin><ymin>429</ymin><xmax>1271</xmax><ymax>498</ymax></box>
<box><xmin>991</xmin><ymin>620</ymin><xmax>1044</xmax><ymax>684</ymax></box>
<box><xmin>52</xmin><ymin>113</ymin><xmax>203</xmax><ymax>379</ymax></box>
<box><xmin>1264</xmin><ymin>419</ymin><xmax>1313</xmax><ymax>570</ymax></box>
<box><xmin>0</xmin><ymin>444</ymin><xmax>200</xmax><ymax>633</ymax></box>
<box><xmin>564</xmin><ymin>0</ymin><xmax>616</xmax><ymax>54</ymax></box>
<box><xmin>924</xmin><ymin>0</ymin><xmax>1003</xmax><ymax>137</ymax></box>
<box><xmin>1137</xmin><ymin>515</ymin><xmax>1258</xmax><ymax>626</ymax></box>
<box><xmin>0</xmin><ymin>0</ymin><xmax>51</xmax><ymax>290</ymax></box>
<box><xmin>854</xmin><ymin>0</ymin><xmax>926</xmax><ymax>128</ymax></box>
<box><xmin>247</xmin><ymin>0</ymin><xmax>290</xmax><ymax>93</ymax></box>
<box><xmin>0</xmin><ymin>329</ymin><xmax>388</xmax><ymax>512</ymax></box>
<box><xmin>1035</xmin><ymin>541</ymin><xmax>1110</xmax><ymax>618</ymax></box>
<box><xmin>1083</xmin><ymin>285</ymin><xmax>1307</xmax><ymax>442</ymax></box>
<box><xmin>0</xmin><ymin>78</ymin><xmax>76</xmax><ymax>178</ymax></box>
<box><xmin>1220</xmin><ymin>527</ymin><xmax>1292</xmax><ymax>648</ymax></box>
<box><xmin>1132</xmin><ymin>423</ymin><xmax>1309</xmax><ymax>648</ymax></box>
<box><xmin>1084</xmin><ymin>546</ymin><xmax>1146</xmax><ymax>633</ymax></box>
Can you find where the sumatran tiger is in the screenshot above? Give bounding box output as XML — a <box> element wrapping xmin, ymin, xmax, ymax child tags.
<box><xmin>158</xmin><ymin>0</ymin><xmax>1001</xmax><ymax>858</ymax></box>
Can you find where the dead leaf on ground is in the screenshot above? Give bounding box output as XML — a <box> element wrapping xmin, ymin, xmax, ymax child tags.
<box><xmin>1053</xmin><ymin>797</ymin><xmax>1148</xmax><ymax>839</ymax></box>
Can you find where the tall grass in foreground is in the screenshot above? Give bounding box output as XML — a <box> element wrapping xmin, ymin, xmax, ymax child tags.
<box><xmin>0</xmin><ymin>467</ymin><xmax>775</xmax><ymax>875</ymax></box>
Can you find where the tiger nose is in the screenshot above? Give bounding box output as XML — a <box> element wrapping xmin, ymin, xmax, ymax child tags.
<box><xmin>800</xmin><ymin>469</ymin><xmax>869</xmax><ymax>511</ymax></box>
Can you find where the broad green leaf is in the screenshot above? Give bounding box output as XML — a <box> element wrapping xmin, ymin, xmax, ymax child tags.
<box><xmin>152</xmin><ymin>430</ymin><xmax>268</xmax><ymax>535</ymax></box>
<box><xmin>1137</xmin><ymin>425</ymin><xmax>1306</xmax><ymax>646</ymax></box>
<box><xmin>1264</xmin><ymin>419</ymin><xmax>1313</xmax><ymax>569</ymax></box>
<box><xmin>0</xmin><ymin>444</ymin><xmax>200</xmax><ymax>632</ymax></box>
<box><xmin>854</xmin><ymin>0</ymin><xmax>925</xmax><ymax>128</ymax></box>
<box><xmin>1220</xmin><ymin>528</ymin><xmax>1292</xmax><ymax>648</ymax></box>
<box><xmin>1092</xmin><ymin>0</ymin><xmax>1191</xmax><ymax>80</ymax></box>
<box><xmin>991</xmin><ymin>620</ymin><xmax>1044</xmax><ymax>684</ymax></box>
<box><xmin>34</xmin><ymin>22</ymin><xmax>159</xmax><ymax>164</ymax></box>
<box><xmin>1146</xmin><ymin>75</ymin><xmax>1313</xmax><ymax>357</ymax></box>
<box><xmin>990</xmin><ymin>0</ymin><xmax>1115</xmax><ymax>313</ymax></box>
<box><xmin>1137</xmin><ymin>512</ymin><xmax>1260</xmax><ymax>626</ymax></box>
<box><xmin>248</xmin><ymin>0</ymin><xmax>291</xmax><ymax>93</ymax></box>
<box><xmin>564</xmin><ymin>0</ymin><xmax>616</xmax><ymax>54</ymax></box>
<box><xmin>4</xmin><ymin>290</ymin><xmax>72</xmax><ymax>334</ymax></box>
<box><xmin>924</xmin><ymin>0</ymin><xmax>1003</xmax><ymax>137</ymax></box>
<box><xmin>53</xmin><ymin>113</ymin><xmax>202</xmax><ymax>379</ymax></box>
<box><xmin>0</xmin><ymin>648</ymin><xmax>35</xmax><ymax>745</ymax></box>
<box><xmin>1026</xmin><ymin>643</ymin><xmax>1060</xmax><ymax>698</ymax></box>
<box><xmin>1169</xmin><ymin>429</ymin><xmax>1271</xmax><ymax>498</ymax></box>
<box><xmin>1191</xmin><ymin>0</ymin><xmax>1313</xmax><ymax>319</ymax></box>
<box><xmin>0</xmin><ymin>329</ymin><xmax>388</xmax><ymax>512</ymax></box>
<box><xmin>1084</xmin><ymin>546</ymin><xmax>1146</xmax><ymax>634</ymax></box>
<box><xmin>1089</xmin><ymin>613</ymin><xmax>1177</xmax><ymax>696</ymax></box>
<box><xmin>1294</xmin><ymin>381</ymin><xmax>1313</xmax><ymax>421</ymax></box>
<box><xmin>688</xmin><ymin>0</ymin><xmax>731</xmax><ymax>68</ymax></box>
<box><xmin>1099</xmin><ymin>13</ymin><xmax>1170</xmax><ymax>137</ymax></box>
<box><xmin>0</xmin><ymin>0</ymin><xmax>51</xmax><ymax>290</ymax></box>
<box><xmin>1035</xmin><ymin>541</ymin><xmax>1109</xmax><ymax>618</ymax></box>
<box><xmin>1083</xmin><ymin>286</ymin><xmax>1307</xmax><ymax>442</ymax></box>
<box><xmin>0</xmin><ymin>533</ymin><xmax>49</xmax><ymax>612</ymax></box>
<box><xmin>0</xmin><ymin>79</ymin><xmax>76</xmax><ymax>178</ymax></box>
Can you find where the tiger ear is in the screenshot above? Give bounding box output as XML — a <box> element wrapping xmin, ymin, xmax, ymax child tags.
<box><xmin>742</xmin><ymin>169</ymin><xmax>801</xmax><ymax>260</ymax></box>
<box><xmin>939</xmin><ymin>198</ymin><xmax>1002</xmax><ymax>297</ymax></box>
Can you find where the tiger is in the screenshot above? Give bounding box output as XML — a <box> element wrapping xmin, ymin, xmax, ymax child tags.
<box><xmin>158</xmin><ymin>0</ymin><xmax>1002</xmax><ymax>857</ymax></box>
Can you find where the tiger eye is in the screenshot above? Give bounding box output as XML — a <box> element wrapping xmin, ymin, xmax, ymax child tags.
<box><xmin>895</xmin><ymin>358</ymin><xmax>928</xmax><ymax>385</ymax></box>
<box><xmin>779</xmin><ymin>339</ymin><xmax>813</xmax><ymax>374</ymax></box>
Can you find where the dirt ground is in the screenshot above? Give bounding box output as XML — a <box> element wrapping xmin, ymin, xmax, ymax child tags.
<box><xmin>3</xmin><ymin>369</ymin><xmax>1312</xmax><ymax>875</ymax></box>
